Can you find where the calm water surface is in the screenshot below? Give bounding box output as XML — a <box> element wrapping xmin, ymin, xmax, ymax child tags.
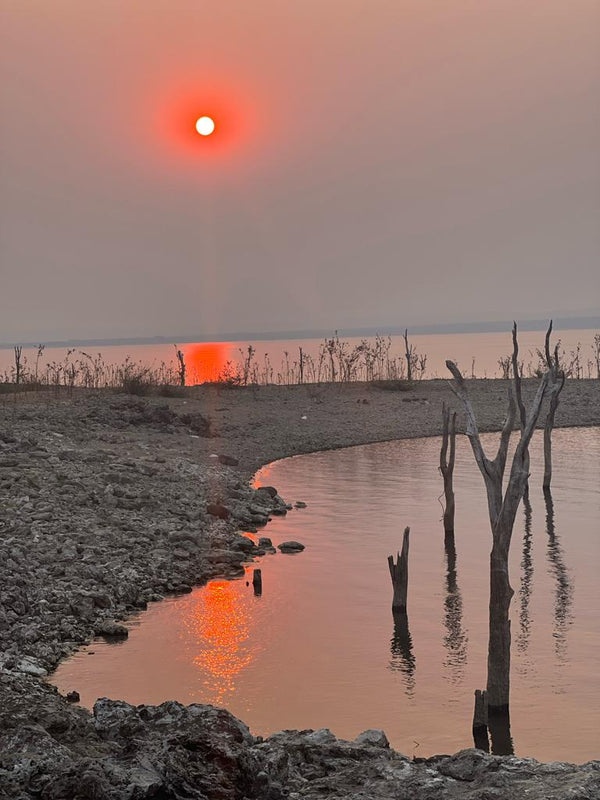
<box><xmin>52</xmin><ymin>428</ymin><xmax>600</xmax><ymax>762</ymax></box>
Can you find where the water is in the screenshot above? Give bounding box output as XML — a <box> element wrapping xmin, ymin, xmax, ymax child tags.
<box><xmin>2</xmin><ymin>329</ymin><xmax>598</xmax><ymax>383</ymax></box>
<box><xmin>51</xmin><ymin>428</ymin><xmax>600</xmax><ymax>762</ymax></box>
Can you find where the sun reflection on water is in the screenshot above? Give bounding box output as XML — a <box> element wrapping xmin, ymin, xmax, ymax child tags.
<box><xmin>183</xmin><ymin>579</ymin><xmax>255</xmax><ymax>704</ymax></box>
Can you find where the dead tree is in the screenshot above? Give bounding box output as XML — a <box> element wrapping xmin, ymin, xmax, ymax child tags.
<box><xmin>403</xmin><ymin>329</ymin><xmax>413</xmax><ymax>382</ymax></box>
<box><xmin>388</xmin><ymin>527</ymin><xmax>410</xmax><ymax>613</ymax></box>
<box><xmin>542</xmin><ymin>321</ymin><xmax>565</xmax><ymax>489</ymax></box>
<box><xmin>446</xmin><ymin>323</ymin><xmax>550</xmax><ymax>712</ymax></box>
<box><xmin>13</xmin><ymin>346</ymin><xmax>23</xmax><ymax>385</ymax></box>
<box><xmin>174</xmin><ymin>346</ymin><xmax>186</xmax><ymax>387</ymax></box>
<box><xmin>252</xmin><ymin>568</ymin><xmax>262</xmax><ymax>596</ymax></box>
<box><xmin>472</xmin><ymin>689</ymin><xmax>489</xmax><ymax>752</ymax></box>
<box><xmin>439</xmin><ymin>402</ymin><xmax>457</xmax><ymax>535</ymax></box>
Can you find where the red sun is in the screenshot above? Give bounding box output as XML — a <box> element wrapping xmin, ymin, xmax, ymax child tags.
<box><xmin>195</xmin><ymin>116</ymin><xmax>215</xmax><ymax>136</ymax></box>
<box><xmin>154</xmin><ymin>79</ymin><xmax>260</xmax><ymax>165</ymax></box>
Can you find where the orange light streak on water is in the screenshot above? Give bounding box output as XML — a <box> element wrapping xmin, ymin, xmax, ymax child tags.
<box><xmin>183</xmin><ymin>577</ymin><xmax>254</xmax><ymax>704</ymax></box>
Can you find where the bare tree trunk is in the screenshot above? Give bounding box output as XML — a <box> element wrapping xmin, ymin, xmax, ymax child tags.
<box><xmin>487</xmin><ymin>540</ymin><xmax>513</xmax><ymax>709</ymax></box>
<box><xmin>175</xmin><ymin>346</ymin><xmax>186</xmax><ymax>387</ymax></box>
<box><xmin>543</xmin><ymin>381</ymin><xmax>563</xmax><ymax>488</ymax></box>
<box><xmin>440</xmin><ymin>402</ymin><xmax>457</xmax><ymax>534</ymax></box>
<box><xmin>542</xmin><ymin>321</ymin><xmax>565</xmax><ymax>489</ymax></box>
<box><xmin>14</xmin><ymin>346</ymin><xmax>23</xmax><ymax>386</ymax></box>
<box><xmin>388</xmin><ymin>527</ymin><xmax>410</xmax><ymax>613</ymax></box>
<box><xmin>487</xmin><ymin>708</ymin><xmax>514</xmax><ymax>755</ymax></box>
<box><xmin>403</xmin><ymin>329</ymin><xmax>412</xmax><ymax>382</ymax></box>
<box><xmin>472</xmin><ymin>689</ymin><xmax>489</xmax><ymax>752</ymax></box>
<box><xmin>446</xmin><ymin>322</ymin><xmax>550</xmax><ymax>713</ymax></box>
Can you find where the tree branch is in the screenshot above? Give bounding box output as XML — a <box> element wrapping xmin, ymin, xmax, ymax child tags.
<box><xmin>512</xmin><ymin>322</ymin><xmax>526</xmax><ymax>431</ymax></box>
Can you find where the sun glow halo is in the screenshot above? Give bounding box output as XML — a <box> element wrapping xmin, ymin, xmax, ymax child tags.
<box><xmin>195</xmin><ymin>116</ymin><xmax>215</xmax><ymax>136</ymax></box>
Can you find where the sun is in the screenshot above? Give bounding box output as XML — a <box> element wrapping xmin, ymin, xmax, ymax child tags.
<box><xmin>195</xmin><ymin>116</ymin><xmax>215</xmax><ymax>136</ymax></box>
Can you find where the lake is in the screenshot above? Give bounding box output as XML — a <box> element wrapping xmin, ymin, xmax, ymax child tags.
<box><xmin>51</xmin><ymin>427</ymin><xmax>600</xmax><ymax>763</ymax></box>
<box><xmin>2</xmin><ymin>328</ymin><xmax>598</xmax><ymax>384</ymax></box>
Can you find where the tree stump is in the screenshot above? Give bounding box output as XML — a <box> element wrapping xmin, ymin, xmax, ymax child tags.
<box><xmin>388</xmin><ymin>527</ymin><xmax>410</xmax><ymax>613</ymax></box>
<box><xmin>252</xmin><ymin>568</ymin><xmax>262</xmax><ymax>596</ymax></box>
<box><xmin>472</xmin><ymin>689</ymin><xmax>489</xmax><ymax>752</ymax></box>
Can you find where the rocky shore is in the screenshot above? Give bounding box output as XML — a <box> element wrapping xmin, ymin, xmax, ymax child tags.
<box><xmin>1</xmin><ymin>380</ymin><xmax>599</xmax><ymax>799</ymax></box>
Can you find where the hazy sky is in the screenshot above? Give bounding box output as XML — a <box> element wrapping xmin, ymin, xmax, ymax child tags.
<box><xmin>2</xmin><ymin>1</ymin><xmax>599</xmax><ymax>342</ymax></box>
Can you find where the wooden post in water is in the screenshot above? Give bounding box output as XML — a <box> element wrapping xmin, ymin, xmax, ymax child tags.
<box><xmin>388</xmin><ymin>527</ymin><xmax>410</xmax><ymax>613</ymax></box>
<box><xmin>439</xmin><ymin>402</ymin><xmax>457</xmax><ymax>535</ymax></box>
<box><xmin>472</xmin><ymin>689</ymin><xmax>490</xmax><ymax>752</ymax></box>
<box><xmin>252</xmin><ymin>568</ymin><xmax>262</xmax><ymax>596</ymax></box>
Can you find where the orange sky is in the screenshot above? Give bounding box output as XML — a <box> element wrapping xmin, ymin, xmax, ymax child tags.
<box><xmin>2</xmin><ymin>2</ymin><xmax>599</xmax><ymax>342</ymax></box>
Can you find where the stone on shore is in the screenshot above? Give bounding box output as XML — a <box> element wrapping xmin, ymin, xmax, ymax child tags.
<box><xmin>278</xmin><ymin>541</ymin><xmax>305</xmax><ymax>553</ymax></box>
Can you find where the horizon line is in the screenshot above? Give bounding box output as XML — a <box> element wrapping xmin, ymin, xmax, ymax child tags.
<box><xmin>1</xmin><ymin>314</ymin><xmax>598</xmax><ymax>351</ymax></box>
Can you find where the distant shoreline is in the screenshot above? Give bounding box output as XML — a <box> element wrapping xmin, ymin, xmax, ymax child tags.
<box><xmin>2</xmin><ymin>315</ymin><xmax>598</xmax><ymax>350</ymax></box>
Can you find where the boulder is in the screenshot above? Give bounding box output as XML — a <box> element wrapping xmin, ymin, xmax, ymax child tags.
<box><xmin>277</xmin><ymin>541</ymin><xmax>305</xmax><ymax>553</ymax></box>
<box><xmin>94</xmin><ymin>620</ymin><xmax>128</xmax><ymax>638</ymax></box>
<box><xmin>355</xmin><ymin>729</ymin><xmax>389</xmax><ymax>748</ymax></box>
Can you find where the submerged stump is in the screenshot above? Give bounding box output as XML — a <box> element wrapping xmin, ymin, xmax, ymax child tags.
<box><xmin>472</xmin><ymin>689</ymin><xmax>490</xmax><ymax>752</ymax></box>
<box><xmin>388</xmin><ymin>527</ymin><xmax>410</xmax><ymax>613</ymax></box>
<box><xmin>252</xmin><ymin>568</ymin><xmax>262</xmax><ymax>596</ymax></box>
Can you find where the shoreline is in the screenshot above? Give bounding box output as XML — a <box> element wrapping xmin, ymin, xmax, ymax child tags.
<box><xmin>1</xmin><ymin>379</ymin><xmax>599</xmax><ymax>798</ymax></box>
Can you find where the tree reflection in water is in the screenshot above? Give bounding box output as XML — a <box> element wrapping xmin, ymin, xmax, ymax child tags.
<box><xmin>389</xmin><ymin>610</ymin><xmax>416</xmax><ymax>697</ymax></box>
<box><xmin>544</xmin><ymin>488</ymin><xmax>574</xmax><ymax>662</ymax></box>
<box><xmin>442</xmin><ymin>532</ymin><xmax>468</xmax><ymax>683</ymax></box>
<box><xmin>517</xmin><ymin>495</ymin><xmax>534</xmax><ymax>654</ymax></box>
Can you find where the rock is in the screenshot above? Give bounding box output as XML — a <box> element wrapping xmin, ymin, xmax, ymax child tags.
<box><xmin>218</xmin><ymin>454</ymin><xmax>239</xmax><ymax>466</ymax></box>
<box><xmin>258</xmin><ymin>537</ymin><xmax>273</xmax><ymax>548</ymax></box>
<box><xmin>256</xmin><ymin>485</ymin><xmax>278</xmax><ymax>498</ymax></box>
<box><xmin>65</xmin><ymin>690</ymin><xmax>80</xmax><ymax>703</ymax></box>
<box><xmin>207</xmin><ymin>502</ymin><xmax>230</xmax><ymax>520</ymax></box>
<box><xmin>232</xmin><ymin>536</ymin><xmax>256</xmax><ymax>553</ymax></box>
<box><xmin>277</xmin><ymin>541</ymin><xmax>305</xmax><ymax>553</ymax></box>
<box><xmin>355</xmin><ymin>728</ymin><xmax>389</xmax><ymax>748</ymax></box>
<box><xmin>294</xmin><ymin>501</ymin><xmax>307</xmax><ymax>508</ymax></box>
<box><xmin>94</xmin><ymin>620</ymin><xmax>129</xmax><ymax>638</ymax></box>
<box><xmin>15</xmin><ymin>657</ymin><xmax>48</xmax><ymax>677</ymax></box>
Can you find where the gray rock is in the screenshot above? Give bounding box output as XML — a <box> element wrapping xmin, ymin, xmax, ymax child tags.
<box><xmin>355</xmin><ymin>728</ymin><xmax>389</xmax><ymax>748</ymax></box>
<box><xmin>256</xmin><ymin>485</ymin><xmax>278</xmax><ymax>498</ymax></box>
<box><xmin>278</xmin><ymin>541</ymin><xmax>306</xmax><ymax>553</ymax></box>
<box><xmin>218</xmin><ymin>454</ymin><xmax>239</xmax><ymax>466</ymax></box>
<box><xmin>15</xmin><ymin>657</ymin><xmax>48</xmax><ymax>677</ymax></box>
<box><xmin>94</xmin><ymin>620</ymin><xmax>128</xmax><ymax>638</ymax></box>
